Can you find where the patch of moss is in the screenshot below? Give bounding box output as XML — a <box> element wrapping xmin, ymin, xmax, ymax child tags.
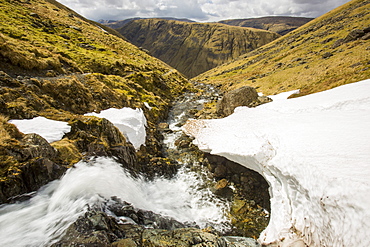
<box><xmin>51</xmin><ymin>139</ymin><xmax>82</xmax><ymax>166</ymax></box>
<box><xmin>228</xmin><ymin>198</ymin><xmax>269</xmax><ymax>238</ymax></box>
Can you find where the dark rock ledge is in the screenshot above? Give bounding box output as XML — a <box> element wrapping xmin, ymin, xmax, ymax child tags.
<box><xmin>52</xmin><ymin>197</ymin><xmax>260</xmax><ymax>247</ymax></box>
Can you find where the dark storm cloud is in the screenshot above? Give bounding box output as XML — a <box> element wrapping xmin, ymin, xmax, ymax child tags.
<box><xmin>58</xmin><ymin>0</ymin><xmax>351</xmax><ymax>22</ymax></box>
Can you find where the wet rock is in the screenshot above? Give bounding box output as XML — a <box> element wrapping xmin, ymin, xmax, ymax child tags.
<box><xmin>204</xmin><ymin>154</ymin><xmax>270</xmax><ymax>211</ymax></box>
<box><xmin>51</xmin><ymin>210</ymin><xmax>125</xmax><ymax>246</ymax></box>
<box><xmin>158</xmin><ymin>122</ymin><xmax>171</xmax><ymax>133</ymax></box>
<box><xmin>158</xmin><ymin>122</ymin><xmax>169</xmax><ymax>129</ymax></box>
<box><xmin>54</xmin><ymin>198</ymin><xmax>222</xmax><ymax>247</ymax></box>
<box><xmin>144</xmin><ymin>157</ymin><xmax>180</xmax><ymax>179</ymax></box>
<box><xmin>222</xmin><ymin>236</ymin><xmax>260</xmax><ymax>247</ymax></box>
<box><xmin>0</xmin><ymin>133</ymin><xmax>66</xmax><ymax>204</ymax></box>
<box><xmin>142</xmin><ymin>227</ymin><xmax>227</xmax><ymax>247</ymax></box>
<box><xmin>214</xmin><ymin>178</ymin><xmax>229</xmax><ymax>190</ymax></box>
<box><xmin>106</xmin><ymin>197</ymin><xmax>188</xmax><ymax>230</ymax></box>
<box><xmin>214</xmin><ymin>164</ymin><xmax>228</xmax><ymax>178</ymax></box>
<box><xmin>65</xmin><ymin>117</ymin><xmax>138</xmax><ymax>172</ymax></box>
<box><xmin>20</xmin><ymin>134</ymin><xmax>57</xmax><ymax>159</ymax></box>
<box><xmin>112</xmin><ymin>238</ymin><xmax>138</xmax><ymax>247</ymax></box>
<box><xmin>213</xmin><ymin>179</ymin><xmax>233</xmax><ymax>198</ymax></box>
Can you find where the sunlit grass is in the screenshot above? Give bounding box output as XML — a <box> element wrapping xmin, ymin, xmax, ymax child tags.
<box><xmin>194</xmin><ymin>0</ymin><xmax>370</xmax><ymax>96</ymax></box>
<box><xmin>0</xmin><ymin>115</ymin><xmax>10</xmax><ymax>143</ymax></box>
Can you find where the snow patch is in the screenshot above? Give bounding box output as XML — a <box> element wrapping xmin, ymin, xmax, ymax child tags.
<box><xmin>85</xmin><ymin>108</ymin><xmax>147</xmax><ymax>150</ymax></box>
<box><xmin>183</xmin><ymin>79</ymin><xmax>370</xmax><ymax>246</ymax></box>
<box><xmin>9</xmin><ymin>117</ymin><xmax>71</xmax><ymax>143</ymax></box>
<box><xmin>268</xmin><ymin>89</ymin><xmax>300</xmax><ymax>101</ymax></box>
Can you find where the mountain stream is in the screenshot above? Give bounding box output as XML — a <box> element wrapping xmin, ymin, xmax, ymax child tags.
<box><xmin>0</xmin><ymin>83</ymin><xmax>236</xmax><ymax>246</ymax></box>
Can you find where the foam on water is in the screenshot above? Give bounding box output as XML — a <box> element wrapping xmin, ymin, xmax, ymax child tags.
<box><xmin>0</xmin><ymin>157</ymin><xmax>230</xmax><ymax>246</ymax></box>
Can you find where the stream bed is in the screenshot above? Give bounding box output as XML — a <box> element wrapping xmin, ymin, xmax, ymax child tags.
<box><xmin>0</xmin><ymin>83</ymin><xmax>266</xmax><ymax>246</ymax></box>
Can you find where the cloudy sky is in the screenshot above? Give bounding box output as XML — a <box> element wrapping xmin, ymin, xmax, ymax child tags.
<box><xmin>58</xmin><ymin>0</ymin><xmax>351</xmax><ymax>22</ymax></box>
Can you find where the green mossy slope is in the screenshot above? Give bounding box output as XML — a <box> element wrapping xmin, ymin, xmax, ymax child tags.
<box><xmin>0</xmin><ymin>0</ymin><xmax>192</xmax><ymax>202</ymax></box>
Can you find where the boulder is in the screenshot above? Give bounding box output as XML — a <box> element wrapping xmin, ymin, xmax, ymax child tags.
<box><xmin>65</xmin><ymin>116</ymin><xmax>138</xmax><ymax>172</ymax></box>
<box><xmin>344</xmin><ymin>29</ymin><xmax>365</xmax><ymax>42</ymax></box>
<box><xmin>216</xmin><ymin>86</ymin><xmax>263</xmax><ymax>117</ymax></box>
<box><xmin>0</xmin><ymin>133</ymin><xmax>66</xmax><ymax>203</ymax></box>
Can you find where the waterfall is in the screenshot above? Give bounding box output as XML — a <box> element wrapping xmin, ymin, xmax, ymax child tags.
<box><xmin>0</xmin><ymin>157</ymin><xmax>230</xmax><ymax>246</ymax></box>
<box><xmin>0</xmin><ymin>84</ymin><xmax>230</xmax><ymax>246</ymax></box>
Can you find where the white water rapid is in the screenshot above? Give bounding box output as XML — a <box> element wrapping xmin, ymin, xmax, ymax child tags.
<box><xmin>0</xmin><ymin>157</ymin><xmax>230</xmax><ymax>246</ymax></box>
<box><xmin>0</xmin><ymin>84</ymin><xmax>229</xmax><ymax>246</ymax></box>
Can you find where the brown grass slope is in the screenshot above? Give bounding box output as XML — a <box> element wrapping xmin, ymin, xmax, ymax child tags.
<box><xmin>195</xmin><ymin>0</ymin><xmax>370</xmax><ymax>97</ymax></box>
<box><xmin>219</xmin><ymin>16</ymin><xmax>314</xmax><ymax>35</ymax></box>
<box><xmin>116</xmin><ymin>19</ymin><xmax>280</xmax><ymax>78</ymax></box>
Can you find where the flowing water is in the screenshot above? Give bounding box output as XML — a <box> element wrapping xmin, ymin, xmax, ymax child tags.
<box><xmin>0</xmin><ymin>83</ymin><xmax>229</xmax><ymax>246</ymax></box>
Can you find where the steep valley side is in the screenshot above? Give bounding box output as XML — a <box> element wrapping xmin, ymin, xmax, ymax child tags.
<box><xmin>115</xmin><ymin>19</ymin><xmax>280</xmax><ymax>78</ymax></box>
<box><xmin>219</xmin><ymin>16</ymin><xmax>314</xmax><ymax>35</ymax></box>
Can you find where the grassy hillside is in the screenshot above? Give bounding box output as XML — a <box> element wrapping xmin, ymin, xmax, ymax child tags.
<box><xmin>0</xmin><ymin>0</ymin><xmax>192</xmax><ymax>201</ymax></box>
<box><xmin>101</xmin><ymin>17</ymin><xmax>195</xmax><ymax>30</ymax></box>
<box><xmin>195</xmin><ymin>0</ymin><xmax>370</xmax><ymax>97</ymax></box>
<box><xmin>0</xmin><ymin>0</ymin><xmax>193</xmax><ymax>117</ymax></box>
<box><xmin>115</xmin><ymin>19</ymin><xmax>280</xmax><ymax>78</ymax></box>
<box><xmin>219</xmin><ymin>16</ymin><xmax>313</xmax><ymax>35</ymax></box>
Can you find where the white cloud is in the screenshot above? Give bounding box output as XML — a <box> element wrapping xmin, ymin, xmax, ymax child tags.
<box><xmin>58</xmin><ymin>0</ymin><xmax>351</xmax><ymax>22</ymax></box>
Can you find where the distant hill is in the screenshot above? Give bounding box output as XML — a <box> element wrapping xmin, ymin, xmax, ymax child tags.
<box><xmin>100</xmin><ymin>17</ymin><xmax>195</xmax><ymax>30</ymax></box>
<box><xmin>195</xmin><ymin>0</ymin><xmax>370</xmax><ymax>97</ymax></box>
<box><xmin>114</xmin><ymin>19</ymin><xmax>280</xmax><ymax>78</ymax></box>
<box><xmin>219</xmin><ymin>16</ymin><xmax>313</xmax><ymax>35</ymax></box>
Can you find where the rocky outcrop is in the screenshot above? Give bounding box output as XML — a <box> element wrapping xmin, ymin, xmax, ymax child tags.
<box><xmin>0</xmin><ymin>115</ymin><xmax>139</xmax><ymax>204</ymax></box>
<box><xmin>219</xmin><ymin>16</ymin><xmax>313</xmax><ymax>35</ymax></box>
<box><xmin>116</xmin><ymin>19</ymin><xmax>280</xmax><ymax>78</ymax></box>
<box><xmin>52</xmin><ymin>197</ymin><xmax>261</xmax><ymax>247</ymax></box>
<box><xmin>0</xmin><ymin>131</ymin><xmax>67</xmax><ymax>203</ymax></box>
<box><xmin>203</xmin><ymin>154</ymin><xmax>270</xmax><ymax>237</ymax></box>
<box><xmin>216</xmin><ymin>86</ymin><xmax>272</xmax><ymax>117</ymax></box>
<box><xmin>332</xmin><ymin>26</ymin><xmax>370</xmax><ymax>48</ymax></box>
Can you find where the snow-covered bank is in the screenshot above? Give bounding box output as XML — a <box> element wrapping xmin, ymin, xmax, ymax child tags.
<box><xmin>8</xmin><ymin>107</ymin><xmax>147</xmax><ymax>150</ymax></box>
<box><xmin>86</xmin><ymin>107</ymin><xmax>147</xmax><ymax>150</ymax></box>
<box><xmin>9</xmin><ymin>117</ymin><xmax>71</xmax><ymax>143</ymax></box>
<box><xmin>183</xmin><ymin>79</ymin><xmax>370</xmax><ymax>246</ymax></box>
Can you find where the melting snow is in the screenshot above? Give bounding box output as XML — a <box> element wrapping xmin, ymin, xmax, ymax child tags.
<box><xmin>183</xmin><ymin>79</ymin><xmax>370</xmax><ymax>246</ymax></box>
<box><xmin>85</xmin><ymin>107</ymin><xmax>147</xmax><ymax>150</ymax></box>
<box><xmin>8</xmin><ymin>117</ymin><xmax>71</xmax><ymax>143</ymax></box>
